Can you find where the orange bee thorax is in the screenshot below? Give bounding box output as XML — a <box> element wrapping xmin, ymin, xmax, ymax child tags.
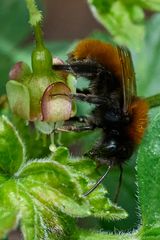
<box><xmin>69</xmin><ymin>39</ymin><xmax>122</xmax><ymax>82</ymax></box>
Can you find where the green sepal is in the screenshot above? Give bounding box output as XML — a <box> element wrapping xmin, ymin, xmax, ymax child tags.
<box><xmin>35</xmin><ymin>120</ymin><xmax>55</xmax><ymax>134</ymax></box>
<box><xmin>6</xmin><ymin>80</ymin><xmax>30</xmax><ymax>120</ymax></box>
<box><xmin>9</xmin><ymin>61</ymin><xmax>31</xmax><ymax>81</ymax></box>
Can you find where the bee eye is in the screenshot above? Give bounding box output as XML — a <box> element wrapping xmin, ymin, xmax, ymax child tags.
<box><xmin>104</xmin><ymin>140</ymin><xmax>118</xmax><ymax>156</ymax></box>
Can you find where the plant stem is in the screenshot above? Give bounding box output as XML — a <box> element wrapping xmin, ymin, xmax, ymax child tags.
<box><xmin>145</xmin><ymin>93</ymin><xmax>160</xmax><ymax>109</ymax></box>
<box><xmin>34</xmin><ymin>23</ymin><xmax>44</xmax><ymax>48</ymax></box>
<box><xmin>25</xmin><ymin>0</ymin><xmax>44</xmax><ymax>48</ymax></box>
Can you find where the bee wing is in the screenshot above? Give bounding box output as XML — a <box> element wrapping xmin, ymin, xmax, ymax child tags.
<box><xmin>117</xmin><ymin>46</ymin><xmax>137</xmax><ymax>114</ymax></box>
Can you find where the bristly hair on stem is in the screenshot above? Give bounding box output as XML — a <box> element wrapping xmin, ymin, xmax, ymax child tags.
<box><xmin>25</xmin><ymin>0</ymin><xmax>43</xmax><ymax>26</ymax></box>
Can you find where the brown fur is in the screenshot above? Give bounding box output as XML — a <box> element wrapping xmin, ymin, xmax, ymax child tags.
<box><xmin>70</xmin><ymin>39</ymin><xmax>122</xmax><ymax>81</ymax></box>
<box><xmin>128</xmin><ymin>98</ymin><xmax>148</xmax><ymax>144</ymax></box>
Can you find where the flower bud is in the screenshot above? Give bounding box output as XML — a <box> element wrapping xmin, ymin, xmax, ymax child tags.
<box><xmin>9</xmin><ymin>61</ymin><xmax>31</xmax><ymax>81</ymax></box>
<box><xmin>6</xmin><ymin>42</ymin><xmax>76</xmax><ymax>124</ymax></box>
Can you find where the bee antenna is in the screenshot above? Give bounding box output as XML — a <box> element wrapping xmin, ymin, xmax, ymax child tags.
<box><xmin>114</xmin><ymin>165</ymin><xmax>123</xmax><ymax>203</ymax></box>
<box><xmin>82</xmin><ymin>165</ymin><xmax>112</xmax><ymax>197</ymax></box>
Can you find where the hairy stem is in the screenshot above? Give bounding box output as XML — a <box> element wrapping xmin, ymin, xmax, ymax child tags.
<box><xmin>25</xmin><ymin>0</ymin><xmax>42</xmax><ymax>26</ymax></box>
<box><xmin>25</xmin><ymin>0</ymin><xmax>44</xmax><ymax>48</ymax></box>
<box><xmin>34</xmin><ymin>23</ymin><xmax>44</xmax><ymax>48</ymax></box>
<box><xmin>145</xmin><ymin>93</ymin><xmax>160</xmax><ymax>109</ymax></box>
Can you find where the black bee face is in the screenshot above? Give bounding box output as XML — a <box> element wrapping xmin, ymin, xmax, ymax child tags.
<box><xmin>101</xmin><ymin>139</ymin><xmax>118</xmax><ymax>157</ymax></box>
<box><xmin>86</xmin><ymin>138</ymin><xmax>134</xmax><ymax>165</ymax></box>
<box><xmin>85</xmin><ymin>139</ymin><xmax>118</xmax><ymax>165</ymax></box>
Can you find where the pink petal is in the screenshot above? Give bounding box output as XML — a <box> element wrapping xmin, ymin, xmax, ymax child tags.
<box><xmin>41</xmin><ymin>82</ymin><xmax>72</xmax><ymax>122</ymax></box>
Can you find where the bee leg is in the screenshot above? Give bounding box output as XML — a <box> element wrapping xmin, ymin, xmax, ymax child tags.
<box><xmin>55</xmin><ymin>124</ymin><xmax>95</xmax><ymax>133</ymax></box>
<box><xmin>52</xmin><ymin>63</ymin><xmax>104</xmax><ymax>77</ymax></box>
<box><xmin>50</xmin><ymin>92</ymin><xmax>107</xmax><ymax>105</ymax></box>
<box><xmin>76</xmin><ymin>88</ymin><xmax>91</xmax><ymax>94</ymax></box>
<box><xmin>71</xmin><ymin>93</ymin><xmax>107</xmax><ymax>105</ymax></box>
<box><xmin>114</xmin><ymin>165</ymin><xmax>123</xmax><ymax>203</ymax></box>
<box><xmin>66</xmin><ymin>116</ymin><xmax>89</xmax><ymax>124</ymax></box>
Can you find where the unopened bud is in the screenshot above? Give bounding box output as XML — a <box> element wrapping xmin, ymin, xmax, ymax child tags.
<box><xmin>9</xmin><ymin>61</ymin><xmax>31</xmax><ymax>81</ymax></box>
<box><xmin>52</xmin><ymin>57</ymin><xmax>64</xmax><ymax>65</ymax></box>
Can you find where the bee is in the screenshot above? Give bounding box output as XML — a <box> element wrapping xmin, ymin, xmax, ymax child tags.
<box><xmin>53</xmin><ymin>39</ymin><xmax>148</xmax><ymax>201</ymax></box>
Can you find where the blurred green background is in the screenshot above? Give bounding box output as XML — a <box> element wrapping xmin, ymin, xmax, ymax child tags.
<box><xmin>1</xmin><ymin>0</ymin><xmax>160</xmax><ymax>237</ymax></box>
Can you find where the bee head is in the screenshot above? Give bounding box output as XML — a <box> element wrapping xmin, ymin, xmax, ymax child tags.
<box><xmin>86</xmin><ymin>137</ymin><xmax>134</xmax><ymax>165</ymax></box>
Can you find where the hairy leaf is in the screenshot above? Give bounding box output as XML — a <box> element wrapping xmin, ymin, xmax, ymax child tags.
<box><xmin>0</xmin><ymin>117</ymin><xmax>127</xmax><ymax>239</ymax></box>
<box><xmin>88</xmin><ymin>0</ymin><xmax>160</xmax><ymax>50</ymax></box>
<box><xmin>88</xmin><ymin>0</ymin><xmax>144</xmax><ymax>49</ymax></box>
<box><xmin>78</xmin><ymin>229</ymin><xmax>136</xmax><ymax>240</ymax></box>
<box><xmin>0</xmin><ymin>116</ymin><xmax>25</xmax><ymax>175</ymax></box>
<box><xmin>135</xmin><ymin>14</ymin><xmax>160</xmax><ymax>96</ymax></box>
<box><xmin>137</xmin><ymin>112</ymin><xmax>160</xmax><ymax>238</ymax></box>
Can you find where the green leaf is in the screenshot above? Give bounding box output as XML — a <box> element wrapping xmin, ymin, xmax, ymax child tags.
<box><xmin>99</xmin><ymin>157</ymin><xmax>138</xmax><ymax>231</ymax></box>
<box><xmin>0</xmin><ymin>207</ymin><xmax>18</xmax><ymax>237</ymax></box>
<box><xmin>139</xmin><ymin>0</ymin><xmax>160</xmax><ymax>11</ymax></box>
<box><xmin>137</xmin><ymin>112</ymin><xmax>160</xmax><ymax>237</ymax></box>
<box><xmin>78</xmin><ymin>229</ymin><xmax>136</xmax><ymax>240</ymax></box>
<box><xmin>135</xmin><ymin>14</ymin><xmax>160</xmax><ymax>96</ymax></box>
<box><xmin>12</xmin><ymin>117</ymin><xmax>50</xmax><ymax>160</ymax></box>
<box><xmin>88</xmin><ymin>0</ymin><xmax>144</xmax><ymax>49</ymax></box>
<box><xmin>52</xmin><ymin>147</ymin><xmax>127</xmax><ymax>221</ymax></box>
<box><xmin>0</xmin><ymin>119</ymin><xmax>126</xmax><ymax>239</ymax></box>
<box><xmin>0</xmin><ymin>116</ymin><xmax>25</xmax><ymax>175</ymax></box>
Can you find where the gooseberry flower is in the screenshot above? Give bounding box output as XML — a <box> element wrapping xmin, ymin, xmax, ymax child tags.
<box><xmin>6</xmin><ymin>43</ymin><xmax>76</xmax><ymax>123</ymax></box>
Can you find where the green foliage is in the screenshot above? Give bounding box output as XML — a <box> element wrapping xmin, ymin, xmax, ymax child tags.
<box><xmin>87</xmin><ymin>0</ymin><xmax>160</xmax><ymax>50</ymax></box>
<box><xmin>135</xmin><ymin>14</ymin><xmax>160</xmax><ymax>96</ymax></box>
<box><xmin>78</xmin><ymin>230</ymin><xmax>135</xmax><ymax>240</ymax></box>
<box><xmin>0</xmin><ymin>1</ymin><xmax>30</xmax><ymax>94</ymax></box>
<box><xmin>13</xmin><ymin>120</ymin><xmax>50</xmax><ymax>160</ymax></box>
<box><xmin>137</xmin><ymin>111</ymin><xmax>160</xmax><ymax>239</ymax></box>
<box><xmin>0</xmin><ymin>116</ymin><xmax>126</xmax><ymax>239</ymax></box>
<box><xmin>1</xmin><ymin>112</ymin><xmax>160</xmax><ymax>239</ymax></box>
<box><xmin>0</xmin><ymin>116</ymin><xmax>25</xmax><ymax>174</ymax></box>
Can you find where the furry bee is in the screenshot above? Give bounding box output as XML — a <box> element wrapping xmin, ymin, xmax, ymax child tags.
<box><xmin>53</xmin><ymin>39</ymin><xmax>148</xmax><ymax>200</ymax></box>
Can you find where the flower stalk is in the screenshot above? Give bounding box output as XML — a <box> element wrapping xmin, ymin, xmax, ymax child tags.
<box><xmin>34</xmin><ymin>23</ymin><xmax>44</xmax><ymax>48</ymax></box>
